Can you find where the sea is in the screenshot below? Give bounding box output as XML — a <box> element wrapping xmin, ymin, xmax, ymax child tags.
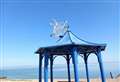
<box><xmin>0</xmin><ymin>62</ymin><xmax>120</xmax><ymax>79</ymax></box>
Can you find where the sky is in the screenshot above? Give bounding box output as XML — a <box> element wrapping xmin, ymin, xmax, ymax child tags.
<box><xmin>0</xmin><ymin>0</ymin><xmax>120</xmax><ymax>69</ymax></box>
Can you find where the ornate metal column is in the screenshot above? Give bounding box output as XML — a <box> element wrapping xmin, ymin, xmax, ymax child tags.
<box><xmin>96</xmin><ymin>48</ymin><xmax>106</xmax><ymax>82</ymax></box>
<box><xmin>44</xmin><ymin>52</ymin><xmax>49</xmax><ymax>82</ymax></box>
<box><xmin>71</xmin><ymin>47</ymin><xmax>79</xmax><ymax>82</ymax></box>
<box><xmin>84</xmin><ymin>53</ymin><xmax>90</xmax><ymax>82</ymax></box>
<box><xmin>50</xmin><ymin>55</ymin><xmax>53</xmax><ymax>82</ymax></box>
<box><xmin>66</xmin><ymin>55</ymin><xmax>71</xmax><ymax>82</ymax></box>
<box><xmin>39</xmin><ymin>54</ymin><xmax>43</xmax><ymax>82</ymax></box>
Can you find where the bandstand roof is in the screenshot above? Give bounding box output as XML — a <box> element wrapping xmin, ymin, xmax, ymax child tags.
<box><xmin>35</xmin><ymin>31</ymin><xmax>106</xmax><ymax>55</ymax></box>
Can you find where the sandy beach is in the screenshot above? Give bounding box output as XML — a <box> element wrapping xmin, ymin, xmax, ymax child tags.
<box><xmin>1</xmin><ymin>77</ymin><xmax>120</xmax><ymax>82</ymax></box>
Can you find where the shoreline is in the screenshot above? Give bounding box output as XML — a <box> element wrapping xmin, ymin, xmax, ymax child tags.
<box><xmin>1</xmin><ymin>77</ymin><xmax>120</xmax><ymax>82</ymax></box>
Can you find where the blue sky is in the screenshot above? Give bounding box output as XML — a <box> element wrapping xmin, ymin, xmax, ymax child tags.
<box><xmin>0</xmin><ymin>0</ymin><xmax>119</xmax><ymax>69</ymax></box>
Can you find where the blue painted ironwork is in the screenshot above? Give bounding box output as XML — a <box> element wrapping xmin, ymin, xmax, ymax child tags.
<box><xmin>50</xmin><ymin>55</ymin><xmax>53</xmax><ymax>82</ymax></box>
<box><xmin>68</xmin><ymin>31</ymin><xmax>74</xmax><ymax>44</ymax></box>
<box><xmin>44</xmin><ymin>52</ymin><xmax>49</xmax><ymax>82</ymax></box>
<box><xmin>66</xmin><ymin>55</ymin><xmax>71</xmax><ymax>82</ymax></box>
<box><xmin>84</xmin><ymin>53</ymin><xmax>90</xmax><ymax>82</ymax></box>
<box><xmin>36</xmin><ymin>28</ymin><xmax>107</xmax><ymax>82</ymax></box>
<box><xmin>71</xmin><ymin>47</ymin><xmax>79</xmax><ymax>82</ymax></box>
<box><xmin>39</xmin><ymin>54</ymin><xmax>43</xmax><ymax>82</ymax></box>
<box><xmin>97</xmin><ymin>48</ymin><xmax>106</xmax><ymax>82</ymax></box>
<box><xmin>69</xmin><ymin>31</ymin><xmax>98</xmax><ymax>45</ymax></box>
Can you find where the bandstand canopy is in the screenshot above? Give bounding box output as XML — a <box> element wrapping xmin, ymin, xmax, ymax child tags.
<box><xmin>35</xmin><ymin>31</ymin><xmax>106</xmax><ymax>55</ymax></box>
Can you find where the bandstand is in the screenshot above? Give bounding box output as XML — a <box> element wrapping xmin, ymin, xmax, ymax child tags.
<box><xmin>35</xmin><ymin>21</ymin><xmax>106</xmax><ymax>82</ymax></box>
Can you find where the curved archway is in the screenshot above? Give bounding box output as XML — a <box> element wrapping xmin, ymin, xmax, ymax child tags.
<box><xmin>78</xmin><ymin>54</ymin><xmax>86</xmax><ymax>79</ymax></box>
<box><xmin>52</xmin><ymin>56</ymin><xmax>68</xmax><ymax>79</ymax></box>
<box><xmin>87</xmin><ymin>53</ymin><xmax>101</xmax><ymax>79</ymax></box>
<box><xmin>69</xmin><ymin>54</ymin><xmax>86</xmax><ymax>80</ymax></box>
